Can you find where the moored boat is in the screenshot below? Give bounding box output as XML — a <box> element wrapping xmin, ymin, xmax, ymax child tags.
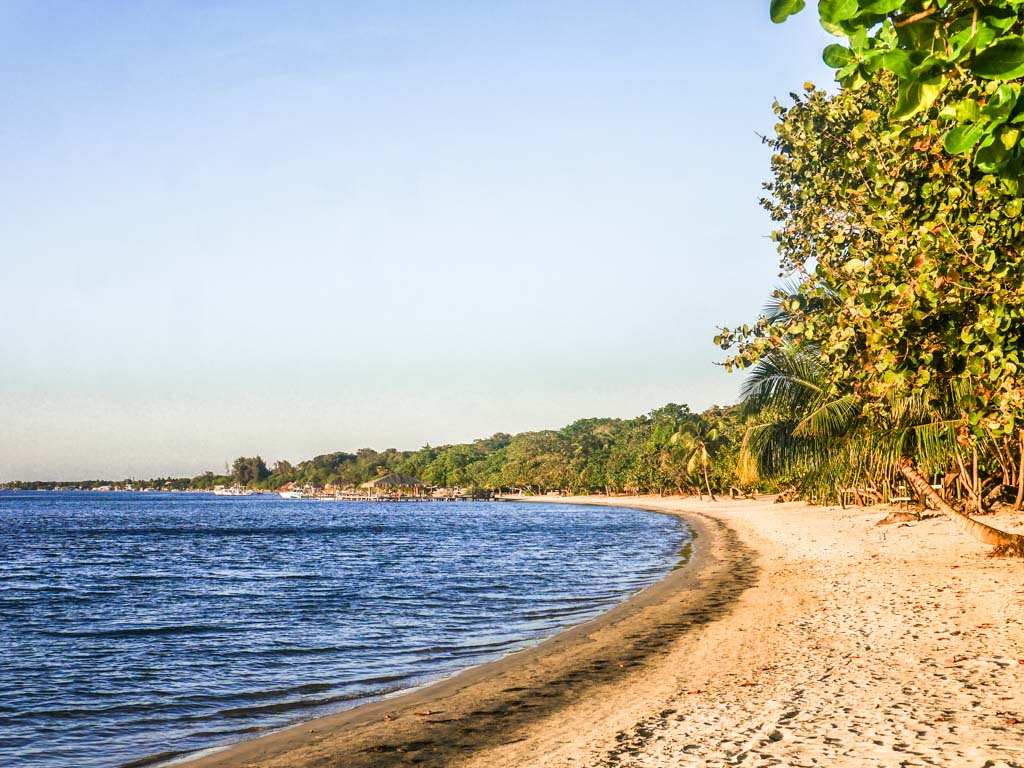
<box><xmin>212</xmin><ymin>485</ymin><xmax>255</xmax><ymax>496</ymax></box>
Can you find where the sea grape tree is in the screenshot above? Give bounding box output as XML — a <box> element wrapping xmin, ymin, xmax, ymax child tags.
<box><xmin>771</xmin><ymin>1</ymin><xmax>1024</xmax><ymax>182</ymax></box>
<box><xmin>719</xmin><ymin>77</ymin><xmax>1024</xmax><ymax>440</ymax></box>
<box><xmin>716</xmin><ymin>74</ymin><xmax>1024</xmax><ymax>546</ymax></box>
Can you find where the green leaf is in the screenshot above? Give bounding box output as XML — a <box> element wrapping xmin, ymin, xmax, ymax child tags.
<box><xmin>849</xmin><ymin>26</ymin><xmax>868</xmax><ymax>52</ymax></box>
<box><xmin>890</xmin><ymin>76</ymin><xmax>945</xmax><ymax>121</ymax></box>
<box><xmin>954</xmin><ymin>98</ymin><xmax>981</xmax><ymax>122</ymax></box>
<box><xmin>771</xmin><ymin>0</ymin><xmax>806</xmax><ymax>23</ymax></box>
<box><xmin>837</xmin><ymin>60</ymin><xmax>861</xmax><ymax>81</ymax></box>
<box><xmin>896</xmin><ymin>17</ymin><xmax>938</xmax><ymax>51</ymax></box>
<box><xmin>975</xmin><ymin>24</ymin><xmax>1000</xmax><ymax>51</ymax></box>
<box><xmin>940</xmin><ymin>98</ymin><xmax>982</xmax><ymax>122</ymax></box>
<box><xmin>981</xmin><ymin>7</ymin><xmax>1018</xmax><ymax>34</ymax></box>
<box><xmin>970</xmin><ymin>36</ymin><xmax>1024</xmax><ymax>80</ymax></box>
<box><xmin>823</xmin><ymin>44</ymin><xmax>855</xmax><ymax>68</ymax></box>
<box><xmin>859</xmin><ymin>0</ymin><xmax>905</xmax><ymax>12</ymax></box>
<box><xmin>980</xmin><ymin>84</ymin><xmax>1019</xmax><ymax>122</ymax></box>
<box><xmin>818</xmin><ymin>0</ymin><xmax>859</xmax><ymax>26</ymax></box>
<box><xmin>943</xmin><ymin>124</ymin><xmax>987</xmax><ymax>154</ymax></box>
<box><xmin>1003</xmin><ymin>127</ymin><xmax>1022</xmax><ymax>152</ymax></box>
<box><xmin>975</xmin><ymin>140</ymin><xmax>1009</xmax><ymax>174</ymax></box>
<box><xmin>881</xmin><ymin>49</ymin><xmax>915</xmax><ymax>79</ymax></box>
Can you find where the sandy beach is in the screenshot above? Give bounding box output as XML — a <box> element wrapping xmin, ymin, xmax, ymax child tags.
<box><xmin>177</xmin><ymin>496</ymin><xmax>1024</xmax><ymax>768</ymax></box>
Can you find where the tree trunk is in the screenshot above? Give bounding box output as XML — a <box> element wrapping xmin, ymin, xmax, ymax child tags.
<box><xmin>899</xmin><ymin>459</ymin><xmax>1023</xmax><ymax>547</ymax></box>
<box><xmin>942</xmin><ymin>471</ymin><xmax>959</xmax><ymax>501</ymax></box>
<box><xmin>702</xmin><ymin>464</ymin><xmax>717</xmax><ymax>501</ymax></box>
<box><xmin>973</xmin><ymin>448</ymin><xmax>982</xmax><ymax>514</ymax></box>
<box><xmin>1015</xmin><ymin>431</ymin><xmax>1024</xmax><ymax>512</ymax></box>
<box><xmin>954</xmin><ymin>451</ymin><xmax>982</xmax><ymax>510</ymax></box>
<box><xmin>994</xmin><ymin>437</ymin><xmax>1012</xmax><ymax>486</ymax></box>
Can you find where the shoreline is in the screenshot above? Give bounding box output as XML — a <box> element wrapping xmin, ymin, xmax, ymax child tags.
<box><xmin>147</xmin><ymin>495</ymin><xmax>1024</xmax><ymax>767</ymax></box>
<box><xmin>154</xmin><ymin>502</ymin><xmax>755</xmax><ymax>768</ymax></box>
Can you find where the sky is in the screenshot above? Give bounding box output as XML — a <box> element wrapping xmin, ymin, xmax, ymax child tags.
<box><xmin>0</xmin><ymin>1</ymin><xmax>835</xmax><ymax>480</ymax></box>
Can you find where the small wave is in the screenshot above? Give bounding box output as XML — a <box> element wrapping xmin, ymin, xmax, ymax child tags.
<box><xmin>59</xmin><ymin>525</ymin><xmax>384</xmax><ymax>537</ymax></box>
<box><xmin>207</xmin><ymin>570</ymin><xmax>323</xmax><ymax>581</ymax></box>
<box><xmin>234</xmin><ymin>645</ymin><xmax>349</xmax><ymax>658</ymax></box>
<box><xmin>212</xmin><ymin>686</ymin><xmax>404</xmax><ymax>719</ymax></box>
<box><xmin>167</xmin><ymin>674</ymin><xmax>410</xmax><ymax>709</ymax></box>
<box><xmin>39</xmin><ymin>624</ymin><xmax>228</xmax><ymax>639</ymax></box>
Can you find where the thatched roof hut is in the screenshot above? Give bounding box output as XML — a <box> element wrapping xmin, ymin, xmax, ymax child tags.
<box><xmin>360</xmin><ymin>473</ymin><xmax>425</xmax><ymax>489</ymax></box>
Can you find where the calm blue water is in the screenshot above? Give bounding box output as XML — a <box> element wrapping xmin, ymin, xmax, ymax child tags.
<box><xmin>0</xmin><ymin>492</ymin><xmax>688</xmax><ymax>768</ymax></box>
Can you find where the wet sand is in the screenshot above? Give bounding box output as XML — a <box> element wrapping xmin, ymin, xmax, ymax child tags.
<box><xmin>173</xmin><ymin>496</ymin><xmax>1024</xmax><ymax>768</ymax></box>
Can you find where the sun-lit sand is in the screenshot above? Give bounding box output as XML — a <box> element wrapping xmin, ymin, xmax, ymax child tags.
<box><xmin>180</xmin><ymin>495</ymin><xmax>1024</xmax><ymax>768</ymax></box>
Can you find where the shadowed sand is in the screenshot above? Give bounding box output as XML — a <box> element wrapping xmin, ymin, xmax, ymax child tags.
<box><xmin>170</xmin><ymin>496</ymin><xmax>1024</xmax><ymax>768</ymax></box>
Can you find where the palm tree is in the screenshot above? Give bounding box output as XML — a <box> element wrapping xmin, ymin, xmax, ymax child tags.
<box><xmin>672</xmin><ymin>414</ymin><xmax>726</xmax><ymax>501</ymax></box>
<box><xmin>741</xmin><ymin>343</ymin><xmax>1023</xmax><ymax>551</ymax></box>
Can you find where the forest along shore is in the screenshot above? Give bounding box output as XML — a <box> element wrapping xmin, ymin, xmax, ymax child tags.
<box><xmin>175</xmin><ymin>496</ymin><xmax>1024</xmax><ymax>768</ymax></box>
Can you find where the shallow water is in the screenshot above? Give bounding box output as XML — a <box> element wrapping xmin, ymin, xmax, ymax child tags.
<box><xmin>0</xmin><ymin>492</ymin><xmax>688</xmax><ymax>768</ymax></box>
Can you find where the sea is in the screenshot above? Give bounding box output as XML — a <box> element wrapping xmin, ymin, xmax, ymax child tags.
<box><xmin>0</xmin><ymin>491</ymin><xmax>689</xmax><ymax>768</ymax></box>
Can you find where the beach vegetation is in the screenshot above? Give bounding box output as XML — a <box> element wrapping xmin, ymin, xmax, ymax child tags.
<box><xmin>720</xmin><ymin>7</ymin><xmax>1024</xmax><ymax>547</ymax></box>
<box><xmin>738</xmin><ymin>341</ymin><xmax>1023</xmax><ymax>546</ymax></box>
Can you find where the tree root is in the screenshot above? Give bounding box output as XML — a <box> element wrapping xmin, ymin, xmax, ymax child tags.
<box><xmin>989</xmin><ymin>537</ymin><xmax>1024</xmax><ymax>558</ymax></box>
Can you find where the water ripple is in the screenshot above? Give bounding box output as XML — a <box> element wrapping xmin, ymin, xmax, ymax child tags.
<box><xmin>0</xmin><ymin>492</ymin><xmax>688</xmax><ymax>768</ymax></box>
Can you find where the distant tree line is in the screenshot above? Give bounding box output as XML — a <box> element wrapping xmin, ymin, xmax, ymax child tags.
<box><xmin>203</xmin><ymin>403</ymin><xmax>754</xmax><ymax>496</ymax></box>
<box><xmin>1</xmin><ymin>477</ymin><xmax>192</xmax><ymax>491</ymax></box>
<box><xmin>3</xmin><ymin>403</ymin><xmax>760</xmax><ymax>497</ymax></box>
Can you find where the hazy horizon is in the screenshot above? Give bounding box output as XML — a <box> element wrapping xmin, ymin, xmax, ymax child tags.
<box><xmin>1</xmin><ymin>2</ymin><xmax>834</xmax><ymax>481</ymax></box>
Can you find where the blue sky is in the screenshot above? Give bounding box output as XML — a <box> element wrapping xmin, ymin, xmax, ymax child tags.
<box><xmin>0</xmin><ymin>1</ymin><xmax>834</xmax><ymax>480</ymax></box>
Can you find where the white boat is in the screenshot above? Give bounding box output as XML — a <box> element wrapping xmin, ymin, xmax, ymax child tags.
<box><xmin>278</xmin><ymin>490</ymin><xmax>304</xmax><ymax>499</ymax></box>
<box><xmin>213</xmin><ymin>485</ymin><xmax>255</xmax><ymax>496</ymax></box>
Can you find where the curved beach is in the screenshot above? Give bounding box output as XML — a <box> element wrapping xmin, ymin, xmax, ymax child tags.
<box><xmin>177</xmin><ymin>496</ymin><xmax>1024</xmax><ymax>767</ymax></box>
